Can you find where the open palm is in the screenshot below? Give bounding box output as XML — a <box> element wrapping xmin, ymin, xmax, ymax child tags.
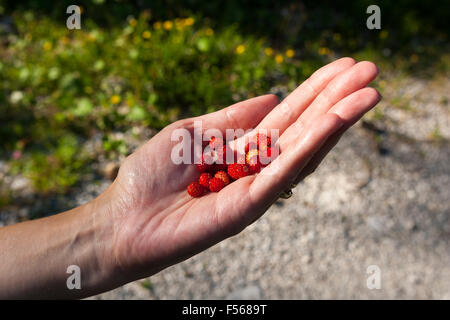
<box><xmin>102</xmin><ymin>58</ymin><xmax>380</xmax><ymax>282</ymax></box>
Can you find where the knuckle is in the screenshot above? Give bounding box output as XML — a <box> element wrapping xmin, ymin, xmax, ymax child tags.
<box><xmin>279</xmin><ymin>101</ymin><xmax>296</xmax><ymax>122</ymax></box>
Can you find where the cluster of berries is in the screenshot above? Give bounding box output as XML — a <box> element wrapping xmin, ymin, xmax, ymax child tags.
<box><xmin>187</xmin><ymin>133</ymin><xmax>275</xmax><ymax>197</ymax></box>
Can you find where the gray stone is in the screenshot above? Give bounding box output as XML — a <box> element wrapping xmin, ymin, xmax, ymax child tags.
<box><xmin>226</xmin><ymin>285</ymin><xmax>262</xmax><ymax>300</ymax></box>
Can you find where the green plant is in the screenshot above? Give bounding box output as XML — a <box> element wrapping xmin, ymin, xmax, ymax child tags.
<box><xmin>0</xmin><ymin>12</ymin><xmax>306</xmax><ymax>195</ymax></box>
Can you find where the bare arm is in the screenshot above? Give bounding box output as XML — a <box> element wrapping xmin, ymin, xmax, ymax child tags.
<box><xmin>0</xmin><ymin>195</ymin><xmax>121</xmax><ymax>299</ymax></box>
<box><xmin>0</xmin><ymin>58</ymin><xmax>380</xmax><ymax>299</ymax></box>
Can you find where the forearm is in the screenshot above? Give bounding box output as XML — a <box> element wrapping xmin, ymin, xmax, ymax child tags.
<box><xmin>0</xmin><ymin>195</ymin><xmax>120</xmax><ymax>299</ymax></box>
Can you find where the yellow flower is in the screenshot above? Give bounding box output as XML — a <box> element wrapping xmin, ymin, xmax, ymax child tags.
<box><xmin>115</xmin><ymin>37</ymin><xmax>125</xmax><ymax>47</ymax></box>
<box><xmin>184</xmin><ymin>17</ymin><xmax>195</xmax><ymax>26</ymax></box>
<box><xmin>318</xmin><ymin>47</ymin><xmax>330</xmax><ymax>55</ymax></box>
<box><xmin>87</xmin><ymin>33</ymin><xmax>96</xmax><ymax>42</ymax></box>
<box><xmin>410</xmin><ymin>54</ymin><xmax>419</xmax><ymax>63</ymax></box>
<box><xmin>235</xmin><ymin>45</ymin><xmax>246</xmax><ymax>54</ymax></box>
<box><xmin>285</xmin><ymin>49</ymin><xmax>295</xmax><ymax>58</ymax></box>
<box><xmin>129</xmin><ymin>18</ymin><xmax>137</xmax><ymax>27</ymax></box>
<box><xmin>275</xmin><ymin>54</ymin><xmax>284</xmax><ymax>64</ymax></box>
<box><xmin>333</xmin><ymin>33</ymin><xmax>341</xmax><ymax>41</ymax></box>
<box><xmin>142</xmin><ymin>30</ymin><xmax>151</xmax><ymax>39</ymax></box>
<box><xmin>163</xmin><ymin>21</ymin><xmax>173</xmax><ymax>30</ymax></box>
<box><xmin>60</xmin><ymin>36</ymin><xmax>69</xmax><ymax>45</ymax></box>
<box><xmin>110</xmin><ymin>95</ymin><xmax>121</xmax><ymax>104</ymax></box>
<box><xmin>43</xmin><ymin>41</ymin><xmax>52</xmax><ymax>51</ymax></box>
<box><xmin>205</xmin><ymin>28</ymin><xmax>214</xmax><ymax>36</ymax></box>
<box><xmin>175</xmin><ymin>19</ymin><xmax>184</xmax><ymax>30</ymax></box>
<box><xmin>264</xmin><ymin>47</ymin><xmax>273</xmax><ymax>56</ymax></box>
<box><xmin>379</xmin><ymin>30</ymin><xmax>389</xmax><ymax>40</ymax></box>
<box><xmin>153</xmin><ymin>21</ymin><xmax>162</xmax><ymax>30</ymax></box>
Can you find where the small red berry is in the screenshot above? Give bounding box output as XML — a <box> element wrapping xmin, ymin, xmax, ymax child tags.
<box><xmin>196</xmin><ymin>154</ymin><xmax>214</xmax><ymax>172</ymax></box>
<box><xmin>187</xmin><ymin>182</ymin><xmax>206</xmax><ymax>197</ymax></box>
<box><xmin>215</xmin><ymin>171</ymin><xmax>230</xmax><ymax>186</ymax></box>
<box><xmin>209</xmin><ymin>177</ymin><xmax>225</xmax><ymax>192</ymax></box>
<box><xmin>209</xmin><ymin>136</ymin><xmax>224</xmax><ymax>150</ymax></box>
<box><xmin>216</xmin><ymin>145</ymin><xmax>233</xmax><ymax>164</ymax></box>
<box><xmin>246</xmin><ymin>149</ymin><xmax>263</xmax><ymax>174</ymax></box>
<box><xmin>199</xmin><ymin>172</ymin><xmax>212</xmax><ymax>188</ymax></box>
<box><xmin>256</xmin><ymin>133</ymin><xmax>271</xmax><ymax>147</ymax></box>
<box><xmin>245</xmin><ymin>133</ymin><xmax>271</xmax><ymax>152</ymax></box>
<box><xmin>227</xmin><ymin>163</ymin><xmax>250</xmax><ymax>180</ymax></box>
<box><xmin>244</xmin><ymin>142</ymin><xmax>254</xmax><ymax>153</ymax></box>
<box><xmin>249</xmin><ymin>163</ymin><xmax>262</xmax><ymax>174</ymax></box>
<box><xmin>213</xmin><ymin>163</ymin><xmax>228</xmax><ymax>172</ymax></box>
<box><xmin>245</xmin><ymin>148</ymin><xmax>260</xmax><ymax>164</ymax></box>
<box><xmin>236</xmin><ymin>153</ymin><xmax>246</xmax><ymax>164</ymax></box>
<box><xmin>260</xmin><ymin>146</ymin><xmax>278</xmax><ymax>165</ymax></box>
<box><xmin>258</xmin><ymin>142</ymin><xmax>269</xmax><ymax>152</ymax></box>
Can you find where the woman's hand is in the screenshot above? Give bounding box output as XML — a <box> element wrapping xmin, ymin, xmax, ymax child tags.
<box><xmin>0</xmin><ymin>58</ymin><xmax>380</xmax><ymax>298</ymax></box>
<box><xmin>100</xmin><ymin>57</ymin><xmax>380</xmax><ymax>285</ymax></box>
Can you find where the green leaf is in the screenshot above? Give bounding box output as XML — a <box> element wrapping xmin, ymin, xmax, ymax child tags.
<box><xmin>94</xmin><ymin>60</ymin><xmax>105</xmax><ymax>71</ymax></box>
<box><xmin>73</xmin><ymin>98</ymin><xmax>93</xmax><ymax>117</ymax></box>
<box><xmin>196</xmin><ymin>38</ymin><xmax>210</xmax><ymax>52</ymax></box>
<box><xmin>48</xmin><ymin>67</ymin><xmax>60</xmax><ymax>80</ymax></box>
<box><xmin>148</xmin><ymin>93</ymin><xmax>158</xmax><ymax>105</ymax></box>
<box><xmin>127</xmin><ymin>106</ymin><xmax>148</xmax><ymax>121</ymax></box>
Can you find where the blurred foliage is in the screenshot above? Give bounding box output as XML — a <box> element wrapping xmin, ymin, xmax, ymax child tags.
<box><xmin>0</xmin><ymin>11</ymin><xmax>307</xmax><ymax>194</ymax></box>
<box><xmin>1</xmin><ymin>0</ymin><xmax>448</xmax><ymax>70</ymax></box>
<box><xmin>0</xmin><ymin>0</ymin><xmax>448</xmax><ymax>197</ymax></box>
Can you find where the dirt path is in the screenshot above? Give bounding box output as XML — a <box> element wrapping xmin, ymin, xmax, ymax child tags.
<box><xmin>90</xmin><ymin>74</ymin><xmax>450</xmax><ymax>299</ymax></box>
<box><xmin>2</xmin><ymin>74</ymin><xmax>449</xmax><ymax>299</ymax></box>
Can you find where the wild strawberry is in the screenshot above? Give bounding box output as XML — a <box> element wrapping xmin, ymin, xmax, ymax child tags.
<box><xmin>199</xmin><ymin>172</ymin><xmax>212</xmax><ymax>188</ymax></box>
<box><xmin>246</xmin><ymin>148</ymin><xmax>263</xmax><ymax>174</ymax></box>
<box><xmin>196</xmin><ymin>154</ymin><xmax>214</xmax><ymax>172</ymax></box>
<box><xmin>187</xmin><ymin>182</ymin><xmax>206</xmax><ymax>197</ymax></box>
<box><xmin>227</xmin><ymin>163</ymin><xmax>250</xmax><ymax>179</ymax></box>
<box><xmin>236</xmin><ymin>152</ymin><xmax>246</xmax><ymax>164</ymax></box>
<box><xmin>259</xmin><ymin>146</ymin><xmax>278</xmax><ymax>165</ymax></box>
<box><xmin>209</xmin><ymin>136</ymin><xmax>224</xmax><ymax>150</ymax></box>
<box><xmin>244</xmin><ymin>142</ymin><xmax>255</xmax><ymax>153</ymax></box>
<box><xmin>213</xmin><ymin>163</ymin><xmax>228</xmax><ymax>172</ymax></box>
<box><xmin>215</xmin><ymin>171</ymin><xmax>230</xmax><ymax>186</ymax></box>
<box><xmin>245</xmin><ymin>133</ymin><xmax>271</xmax><ymax>152</ymax></box>
<box><xmin>209</xmin><ymin>177</ymin><xmax>225</xmax><ymax>192</ymax></box>
<box><xmin>248</xmin><ymin>163</ymin><xmax>262</xmax><ymax>174</ymax></box>
<box><xmin>245</xmin><ymin>148</ymin><xmax>260</xmax><ymax>164</ymax></box>
<box><xmin>216</xmin><ymin>144</ymin><xmax>233</xmax><ymax>164</ymax></box>
<box><xmin>256</xmin><ymin>133</ymin><xmax>271</xmax><ymax>147</ymax></box>
<box><xmin>258</xmin><ymin>142</ymin><xmax>269</xmax><ymax>152</ymax></box>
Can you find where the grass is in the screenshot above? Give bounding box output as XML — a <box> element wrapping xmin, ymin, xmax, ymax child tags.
<box><xmin>0</xmin><ymin>1</ymin><xmax>448</xmax><ymax>202</ymax></box>
<box><xmin>1</xmin><ymin>12</ymin><xmax>311</xmax><ymax>194</ymax></box>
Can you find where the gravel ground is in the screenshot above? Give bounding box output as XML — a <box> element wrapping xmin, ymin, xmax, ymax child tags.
<box><xmin>1</xmin><ymin>75</ymin><xmax>449</xmax><ymax>299</ymax></box>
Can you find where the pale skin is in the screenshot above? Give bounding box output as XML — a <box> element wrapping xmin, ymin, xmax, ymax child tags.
<box><xmin>0</xmin><ymin>58</ymin><xmax>380</xmax><ymax>299</ymax></box>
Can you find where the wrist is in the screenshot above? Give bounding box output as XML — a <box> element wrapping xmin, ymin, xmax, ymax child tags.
<box><xmin>0</xmin><ymin>185</ymin><xmax>128</xmax><ymax>299</ymax></box>
<box><xmin>82</xmin><ymin>184</ymin><xmax>129</xmax><ymax>293</ymax></box>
